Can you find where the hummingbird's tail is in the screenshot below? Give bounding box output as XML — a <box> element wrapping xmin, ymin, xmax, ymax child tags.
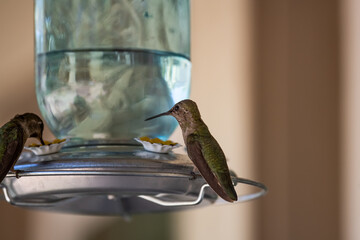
<box><xmin>196</xmin><ymin>164</ymin><xmax>237</xmax><ymax>202</ymax></box>
<box><xmin>215</xmin><ymin>171</ymin><xmax>238</xmax><ymax>201</ymax></box>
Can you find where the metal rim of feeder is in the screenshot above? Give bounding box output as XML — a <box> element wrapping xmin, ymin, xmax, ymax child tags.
<box><xmin>0</xmin><ymin>145</ymin><xmax>267</xmax><ymax>215</ymax></box>
<box><xmin>2</xmin><ymin>173</ymin><xmax>267</xmax><ymax>208</ymax></box>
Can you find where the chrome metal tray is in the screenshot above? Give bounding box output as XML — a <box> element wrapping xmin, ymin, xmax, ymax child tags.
<box><xmin>0</xmin><ymin>145</ymin><xmax>267</xmax><ymax>216</ymax></box>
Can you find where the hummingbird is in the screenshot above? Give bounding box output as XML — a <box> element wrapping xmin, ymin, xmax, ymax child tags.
<box><xmin>0</xmin><ymin>113</ymin><xmax>45</xmax><ymax>183</ymax></box>
<box><xmin>146</xmin><ymin>99</ymin><xmax>237</xmax><ymax>202</ymax></box>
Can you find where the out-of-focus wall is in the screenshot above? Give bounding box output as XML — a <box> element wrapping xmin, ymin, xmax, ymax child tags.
<box><xmin>341</xmin><ymin>0</ymin><xmax>360</xmax><ymax>239</ymax></box>
<box><xmin>256</xmin><ymin>1</ymin><xmax>340</xmax><ymax>239</ymax></box>
<box><xmin>0</xmin><ymin>1</ymin><xmax>40</xmax><ymax>120</ymax></box>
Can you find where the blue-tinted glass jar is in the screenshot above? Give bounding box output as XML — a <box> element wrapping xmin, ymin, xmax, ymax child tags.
<box><xmin>34</xmin><ymin>0</ymin><xmax>191</xmax><ymax>144</ymax></box>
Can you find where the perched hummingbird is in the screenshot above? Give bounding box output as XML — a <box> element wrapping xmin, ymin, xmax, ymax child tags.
<box><xmin>146</xmin><ymin>99</ymin><xmax>237</xmax><ymax>202</ymax></box>
<box><xmin>0</xmin><ymin>113</ymin><xmax>45</xmax><ymax>183</ymax></box>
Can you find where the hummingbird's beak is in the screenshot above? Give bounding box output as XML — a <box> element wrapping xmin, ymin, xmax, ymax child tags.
<box><xmin>145</xmin><ymin>110</ymin><xmax>171</xmax><ymax>121</ymax></box>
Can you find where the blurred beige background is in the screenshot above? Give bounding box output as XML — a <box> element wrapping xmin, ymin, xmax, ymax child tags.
<box><xmin>0</xmin><ymin>0</ymin><xmax>358</xmax><ymax>239</ymax></box>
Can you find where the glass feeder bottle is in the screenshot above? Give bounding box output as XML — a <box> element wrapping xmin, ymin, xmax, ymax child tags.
<box><xmin>34</xmin><ymin>0</ymin><xmax>191</xmax><ymax>145</ymax></box>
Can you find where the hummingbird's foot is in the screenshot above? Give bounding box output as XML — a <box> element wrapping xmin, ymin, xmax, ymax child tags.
<box><xmin>15</xmin><ymin>170</ymin><xmax>23</xmax><ymax>179</ymax></box>
<box><xmin>189</xmin><ymin>171</ymin><xmax>197</xmax><ymax>180</ymax></box>
<box><xmin>10</xmin><ymin>169</ymin><xmax>23</xmax><ymax>179</ymax></box>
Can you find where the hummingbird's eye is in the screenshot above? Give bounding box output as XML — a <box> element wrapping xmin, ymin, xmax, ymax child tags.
<box><xmin>174</xmin><ymin>105</ymin><xmax>179</xmax><ymax>111</ymax></box>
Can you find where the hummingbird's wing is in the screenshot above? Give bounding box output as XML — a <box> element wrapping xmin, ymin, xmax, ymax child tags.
<box><xmin>0</xmin><ymin>123</ymin><xmax>24</xmax><ymax>183</ymax></box>
<box><xmin>186</xmin><ymin>133</ymin><xmax>237</xmax><ymax>202</ymax></box>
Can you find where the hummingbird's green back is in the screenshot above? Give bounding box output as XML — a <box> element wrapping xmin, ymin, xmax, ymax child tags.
<box><xmin>0</xmin><ymin>121</ymin><xmax>24</xmax><ymax>183</ymax></box>
<box><xmin>186</xmin><ymin>126</ymin><xmax>237</xmax><ymax>202</ymax></box>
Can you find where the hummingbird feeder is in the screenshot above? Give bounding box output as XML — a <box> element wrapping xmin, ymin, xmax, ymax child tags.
<box><xmin>0</xmin><ymin>0</ymin><xmax>266</xmax><ymax>216</ymax></box>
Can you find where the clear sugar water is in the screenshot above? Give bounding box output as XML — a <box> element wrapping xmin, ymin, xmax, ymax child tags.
<box><xmin>36</xmin><ymin>49</ymin><xmax>191</xmax><ymax>143</ymax></box>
